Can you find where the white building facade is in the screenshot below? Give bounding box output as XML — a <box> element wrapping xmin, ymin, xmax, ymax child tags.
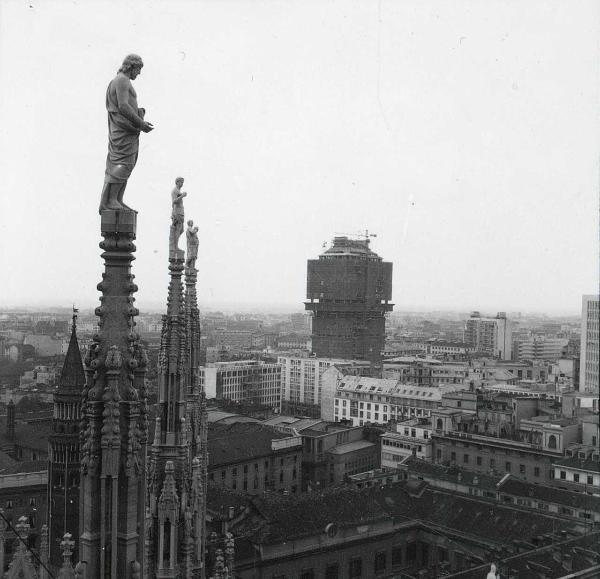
<box><xmin>323</xmin><ymin>374</ymin><xmax>468</xmax><ymax>427</ymax></box>
<box><xmin>278</xmin><ymin>356</ymin><xmax>371</xmax><ymax>407</ymax></box>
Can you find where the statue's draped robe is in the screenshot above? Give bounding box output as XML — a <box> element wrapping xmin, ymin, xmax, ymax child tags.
<box><xmin>104</xmin><ymin>75</ymin><xmax>144</xmax><ymax>185</ymax></box>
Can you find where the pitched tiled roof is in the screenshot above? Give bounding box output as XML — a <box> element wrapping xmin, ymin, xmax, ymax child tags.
<box><xmin>227</xmin><ymin>481</ymin><xmax>578</xmax><ymax>547</ymax></box>
<box><xmin>445</xmin><ymin>532</ymin><xmax>600</xmax><ymax>578</ymax></box>
<box><xmin>554</xmin><ymin>455</ymin><xmax>600</xmax><ymax>473</ymax></box>
<box><xmin>1</xmin><ymin>460</ymin><xmax>47</xmax><ymax>475</ymax></box>
<box><xmin>498</xmin><ymin>477</ymin><xmax>600</xmax><ymax>511</ymax></box>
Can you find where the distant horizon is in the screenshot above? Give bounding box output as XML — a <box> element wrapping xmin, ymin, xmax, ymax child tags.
<box><xmin>0</xmin><ymin>299</ymin><xmax>587</xmax><ymax>318</ymax></box>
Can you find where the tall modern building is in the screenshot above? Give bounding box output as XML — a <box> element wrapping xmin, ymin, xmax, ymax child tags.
<box><xmin>47</xmin><ymin>309</ymin><xmax>84</xmax><ymax>568</ymax></box>
<box><xmin>464</xmin><ymin>311</ymin><xmax>512</xmax><ymax>360</ymax></box>
<box><xmin>580</xmin><ymin>295</ymin><xmax>599</xmax><ymax>392</ymax></box>
<box><xmin>305</xmin><ymin>236</ymin><xmax>393</xmax><ymax>364</ymax></box>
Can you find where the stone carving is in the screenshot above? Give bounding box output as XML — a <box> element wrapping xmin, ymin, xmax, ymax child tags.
<box><xmin>185</xmin><ymin>220</ymin><xmax>199</xmax><ymax>269</ymax></box>
<box><xmin>486</xmin><ymin>563</ymin><xmax>499</xmax><ymax>579</ymax></box>
<box><xmin>130</xmin><ymin>561</ymin><xmax>141</xmax><ymax>579</ymax></box>
<box><xmin>99</xmin><ymin>54</ymin><xmax>154</xmax><ymax>213</ymax></box>
<box><xmin>169</xmin><ymin>177</ymin><xmax>187</xmax><ymax>255</ymax></box>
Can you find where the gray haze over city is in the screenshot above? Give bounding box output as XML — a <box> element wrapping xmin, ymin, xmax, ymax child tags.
<box><xmin>1</xmin><ymin>0</ymin><xmax>598</xmax><ymax>315</ymax></box>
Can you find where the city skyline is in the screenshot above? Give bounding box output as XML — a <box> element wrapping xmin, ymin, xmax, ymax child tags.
<box><xmin>1</xmin><ymin>1</ymin><xmax>598</xmax><ymax>315</ymax></box>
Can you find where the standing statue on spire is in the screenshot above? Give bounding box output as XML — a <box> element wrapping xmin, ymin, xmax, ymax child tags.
<box><xmin>170</xmin><ymin>177</ymin><xmax>187</xmax><ymax>256</ymax></box>
<box><xmin>99</xmin><ymin>54</ymin><xmax>154</xmax><ymax>213</ymax></box>
<box><xmin>186</xmin><ymin>220</ymin><xmax>199</xmax><ymax>270</ymax></box>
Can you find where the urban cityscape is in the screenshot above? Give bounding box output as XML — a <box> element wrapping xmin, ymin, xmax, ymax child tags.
<box><xmin>1</xmin><ymin>2</ymin><xmax>599</xmax><ymax>579</ymax></box>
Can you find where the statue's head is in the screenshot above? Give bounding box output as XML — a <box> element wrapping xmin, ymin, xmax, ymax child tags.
<box><xmin>187</xmin><ymin>220</ymin><xmax>194</xmax><ymax>227</ymax></box>
<box><xmin>175</xmin><ymin>177</ymin><xmax>184</xmax><ymax>187</ymax></box>
<box><xmin>119</xmin><ymin>54</ymin><xmax>144</xmax><ymax>78</ymax></box>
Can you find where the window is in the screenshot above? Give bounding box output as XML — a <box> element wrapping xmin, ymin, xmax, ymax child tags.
<box><xmin>519</xmin><ymin>464</ymin><xmax>526</xmax><ymax>475</ymax></box>
<box><xmin>560</xmin><ymin>471</ymin><xmax>566</xmax><ymax>480</ymax></box>
<box><xmin>463</xmin><ymin>454</ymin><xmax>469</xmax><ymax>464</ymax></box>
<box><xmin>325</xmin><ymin>563</ymin><xmax>339</xmax><ymax>579</ymax></box>
<box><xmin>243</xmin><ymin>480</ymin><xmax>248</xmax><ymax>490</ymax></box>
<box><xmin>505</xmin><ymin>462</ymin><xmax>511</xmax><ymax>473</ymax></box>
<box><xmin>451</xmin><ymin>452</ymin><xmax>456</xmax><ymax>462</ymax></box>
<box><xmin>534</xmin><ymin>467</ymin><xmax>540</xmax><ymax>477</ymax></box>
<box><xmin>574</xmin><ymin>474</ymin><xmax>580</xmax><ymax>483</ymax></box>
<box><xmin>300</xmin><ymin>570</ymin><xmax>314</xmax><ymax>579</ymax></box>
<box><xmin>407</xmin><ymin>543</ymin><xmax>417</xmax><ymax>563</ymax></box>
<box><xmin>392</xmin><ymin>545</ymin><xmax>403</xmax><ymax>567</ymax></box>
<box><xmin>548</xmin><ymin>435</ymin><xmax>557</xmax><ymax>449</ymax></box>
<box><xmin>588</xmin><ymin>476</ymin><xmax>594</xmax><ymax>485</ymax></box>
<box><xmin>374</xmin><ymin>551</ymin><xmax>386</xmax><ymax>573</ymax></box>
<box><xmin>476</xmin><ymin>456</ymin><xmax>482</xmax><ymax>466</ymax></box>
<box><xmin>490</xmin><ymin>459</ymin><xmax>495</xmax><ymax>469</ymax></box>
<box><xmin>349</xmin><ymin>558</ymin><xmax>362</xmax><ymax>578</ymax></box>
<box><xmin>244</xmin><ymin>465</ymin><xmax>248</xmax><ymax>474</ymax></box>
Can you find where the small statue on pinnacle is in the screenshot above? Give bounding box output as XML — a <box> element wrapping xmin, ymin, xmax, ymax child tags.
<box><xmin>99</xmin><ymin>54</ymin><xmax>154</xmax><ymax>213</ymax></box>
<box><xmin>169</xmin><ymin>177</ymin><xmax>187</xmax><ymax>257</ymax></box>
<box><xmin>186</xmin><ymin>220</ymin><xmax>199</xmax><ymax>270</ymax></box>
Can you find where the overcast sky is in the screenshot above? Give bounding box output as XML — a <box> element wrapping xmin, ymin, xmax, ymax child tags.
<box><xmin>0</xmin><ymin>0</ymin><xmax>598</xmax><ymax>315</ymax></box>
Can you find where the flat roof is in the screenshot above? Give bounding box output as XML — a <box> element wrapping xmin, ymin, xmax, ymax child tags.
<box><xmin>327</xmin><ymin>440</ymin><xmax>376</xmax><ymax>455</ymax></box>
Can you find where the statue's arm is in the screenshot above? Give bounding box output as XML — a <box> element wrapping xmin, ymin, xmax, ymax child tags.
<box><xmin>115</xmin><ymin>77</ymin><xmax>145</xmax><ymax>129</ymax></box>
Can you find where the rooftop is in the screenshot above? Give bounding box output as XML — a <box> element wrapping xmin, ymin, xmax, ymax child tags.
<box><xmin>326</xmin><ymin>440</ymin><xmax>375</xmax><ymax>455</ymax></box>
<box><xmin>337</xmin><ymin>375</ymin><xmax>467</xmax><ymax>399</ymax></box>
<box><xmin>498</xmin><ymin>476</ymin><xmax>600</xmax><ymax>510</ymax></box>
<box><xmin>554</xmin><ymin>455</ymin><xmax>600</xmax><ymax>474</ymax></box>
<box><xmin>208</xmin><ymin>422</ymin><xmax>298</xmax><ymax>468</ymax></box>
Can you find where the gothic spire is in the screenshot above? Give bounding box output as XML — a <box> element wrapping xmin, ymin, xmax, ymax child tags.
<box><xmin>59</xmin><ymin>309</ymin><xmax>85</xmax><ymax>394</ymax></box>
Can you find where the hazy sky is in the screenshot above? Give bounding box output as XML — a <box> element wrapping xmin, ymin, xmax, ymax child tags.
<box><xmin>0</xmin><ymin>0</ymin><xmax>598</xmax><ymax>314</ymax></box>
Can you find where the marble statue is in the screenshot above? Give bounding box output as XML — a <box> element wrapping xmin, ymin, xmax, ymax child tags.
<box><xmin>486</xmin><ymin>563</ymin><xmax>499</xmax><ymax>579</ymax></box>
<box><xmin>186</xmin><ymin>220</ymin><xmax>199</xmax><ymax>269</ymax></box>
<box><xmin>169</xmin><ymin>177</ymin><xmax>187</xmax><ymax>255</ymax></box>
<box><xmin>99</xmin><ymin>54</ymin><xmax>154</xmax><ymax>213</ymax></box>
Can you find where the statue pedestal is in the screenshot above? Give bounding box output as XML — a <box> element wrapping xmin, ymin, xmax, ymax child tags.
<box><xmin>169</xmin><ymin>248</ymin><xmax>185</xmax><ymax>262</ymax></box>
<box><xmin>101</xmin><ymin>209</ymin><xmax>137</xmax><ymax>235</ymax></box>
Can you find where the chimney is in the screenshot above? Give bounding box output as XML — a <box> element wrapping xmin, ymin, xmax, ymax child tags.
<box><xmin>6</xmin><ymin>400</ymin><xmax>15</xmax><ymax>442</ymax></box>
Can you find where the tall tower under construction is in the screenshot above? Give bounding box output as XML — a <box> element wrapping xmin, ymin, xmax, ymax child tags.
<box><xmin>305</xmin><ymin>236</ymin><xmax>393</xmax><ymax>364</ymax></box>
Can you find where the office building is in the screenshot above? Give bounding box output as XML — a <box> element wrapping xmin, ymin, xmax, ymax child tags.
<box><xmin>200</xmin><ymin>360</ymin><xmax>282</xmax><ymax>409</ymax></box>
<box><xmin>580</xmin><ymin>295</ymin><xmax>599</xmax><ymax>392</ymax></box>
